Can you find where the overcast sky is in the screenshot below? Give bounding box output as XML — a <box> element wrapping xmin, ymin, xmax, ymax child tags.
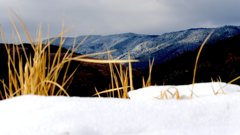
<box><xmin>0</xmin><ymin>0</ymin><xmax>240</xmax><ymax>41</ymax></box>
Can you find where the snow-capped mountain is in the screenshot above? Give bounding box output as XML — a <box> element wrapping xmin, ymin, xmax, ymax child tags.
<box><xmin>48</xmin><ymin>25</ymin><xmax>240</xmax><ymax>69</ymax></box>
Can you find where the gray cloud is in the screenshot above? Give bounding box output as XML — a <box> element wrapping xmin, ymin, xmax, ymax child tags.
<box><xmin>0</xmin><ymin>0</ymin><xmax>240</xmax><ymax>42</ymax></box>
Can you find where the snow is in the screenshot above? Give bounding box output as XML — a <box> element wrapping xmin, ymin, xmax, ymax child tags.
<box><xmin>0</xmin><ymin>82</ymin><xmax>240</xmax><ymax>135</ymax></box>
<box><xmin>128</xmin><ymin>82</ymin><xmax>240</xmax><ymax>100</ymax></box>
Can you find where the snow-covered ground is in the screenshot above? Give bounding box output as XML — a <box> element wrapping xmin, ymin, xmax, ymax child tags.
<box><xmin>1</xmin><ymin>82</ymin><xmax>240</xmax><ymax>135</ymax></box>
<box><xmin>128</xmin><ymin>82</ymin><xmax>240</xmax><ymax>100</ymax></box>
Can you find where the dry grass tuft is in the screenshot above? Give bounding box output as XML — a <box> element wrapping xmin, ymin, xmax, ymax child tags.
<box><xmin>142</xmin><ymin>59</ymin><xmax>154</xmax><ymax>87</ymax></box>
<box><xmin>155</xmin><ymin>87</ymin><xmax>180</xmax><ymax>100</ymax></box>
<box><xmin>0</xmin><ymin>21</ymin><xmax>75</xmax><ymax>99</ymax></box>
<box><xmin>94</xmin><ymin>53</ymin><xmax>138</xmax><ymax>98</ymax></box>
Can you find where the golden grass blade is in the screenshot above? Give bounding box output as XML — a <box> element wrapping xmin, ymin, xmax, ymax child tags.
<box><xmin>69</xmin><ymin>58</ymin><xmax>138</xmax><ymax>64</ymax></box>
<box><xmin>94</xmin><ymin>87</ymin><xmax>101</xmax><ymax>97</ymax></box>
<box><xmin>191</xmin><ymin>31</ymin><xmax>214</xmax><ymax>98</ymax></box>
<box><xmin>146</xmin><ymin>59</ymin><xmax>154</xmax><ymax>87</ymax></box>
<box><xmin>142</xmin><ymin>77</ymin><xmax>146</xmax><ymax>88</ymax></box>
<box><xmin>9</xmin><ymin>17</ymin><xmax>32</xmax><ymax>64</ymax></box>
<box><xmin>227</xmin><ymin>76</ymin><xmax>240</xmax><ymax>84</ymax></box>
<box><xmin>128</xmin><ymin>53</ymin><xmax>134</xmax><ymax>91</ymax></box>
<box><xmin>93</xmin><ymin>86</ymin><xmax>130</xmax><ymax>96</ymax></box>
<box><xmin>44</xmin><ymin>80</ymin><xmax>69</xmax><ymax>96</ymax></box>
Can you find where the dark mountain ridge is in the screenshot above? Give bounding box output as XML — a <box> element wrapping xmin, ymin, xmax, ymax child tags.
<box><xmin>48</xmin><ymin>25</ymin><xmax>240</xmax><ymax>69</ymax></box>
<box><xmin>144</xmin><ymin>34</ymin><xmax>240</xmax><ymax>86</ymax></box>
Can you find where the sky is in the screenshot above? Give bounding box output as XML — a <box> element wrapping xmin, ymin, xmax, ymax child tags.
<box><xmin>0</xmin><ymin>0</ymin><xmax>240</xmax><ymax>41</ymax></box>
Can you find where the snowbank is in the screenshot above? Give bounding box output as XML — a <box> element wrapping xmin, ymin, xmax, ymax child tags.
<box><xmin>0</xmin><ymin>82</ymin><xmax>240</xmax><ymax>135</ymax></box>
<box><xmin>128</xmin><ymin>82</ymin><xmax>240</xmax><ymax>100</ymax></box>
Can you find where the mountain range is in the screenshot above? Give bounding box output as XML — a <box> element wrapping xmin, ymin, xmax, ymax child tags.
<box><xmin>48</xmin><ymin>25</ymin><xmax>240</xmax><ymax>69</ymax></box>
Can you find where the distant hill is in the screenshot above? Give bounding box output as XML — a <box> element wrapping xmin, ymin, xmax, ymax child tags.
<box><xmin>47</xmin><ymin>25</ymin><xmax>240</xmax><ymax>69</ymax></box>
<box><xmin>145</xmin><ymin>34</ymin><xmax>240</xmax><ymax>85</ymax></box>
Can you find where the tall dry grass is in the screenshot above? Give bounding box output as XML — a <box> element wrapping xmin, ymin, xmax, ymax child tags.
<box><xmin>94</xmin><ymin>53</ymin><xmax>138</xmax><ymax>98</ymax></box>
<box><xmin>190</xmin><ymin>31</ymin><xmax>214</xmax><ymax>98</ymax></box>
<box><xmin>142</xmin><ymin>59</ymin><xmax>154</xmax><ymax>88</ymax></box>
<box><xmin>0</xmin><ymin>22</ymin><xmax>75</xmax><ymax>99</ymax></box>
